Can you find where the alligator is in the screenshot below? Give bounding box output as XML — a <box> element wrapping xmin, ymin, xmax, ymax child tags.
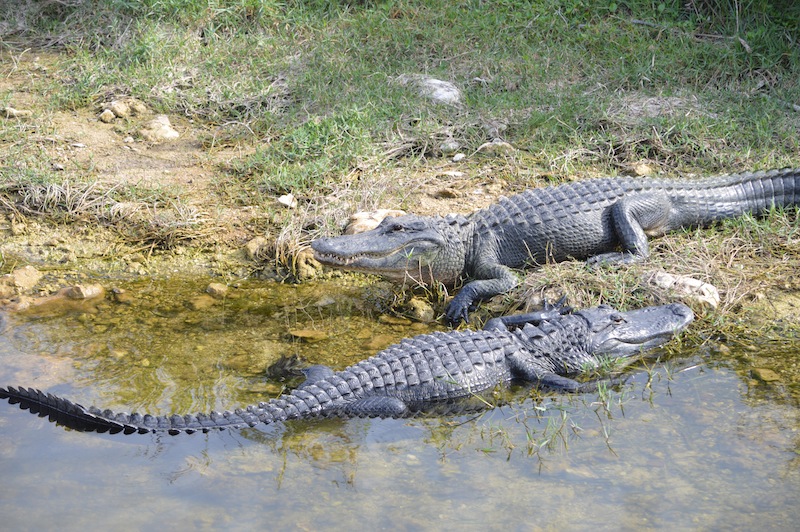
<box><xmin>311</xmin><ymin>168</ymin><xmax>800</xmax><ymax>323</ymax></box>
<box><xmin>0</xmin><ymin>301</ymin><xmax>693</xmax><ymax>435</ymax></box>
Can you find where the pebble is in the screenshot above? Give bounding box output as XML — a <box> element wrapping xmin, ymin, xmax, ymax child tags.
<box><xmin>277</xmin><ymin>193</ymin><xmax>297</xmax><ymax>209</ymax></box>
<box><xmin>99</xmin><ymin>109</ymin><xmax>116</xmax><ymax>123</ymax></box>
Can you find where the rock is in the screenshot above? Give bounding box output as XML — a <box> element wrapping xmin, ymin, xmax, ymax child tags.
<box><xmin>752</xmin><ymin>368</ymin><xmax>781</xmax><ymax>382</ymax></box>
<box><xmin>99</xmin><ymin>109</ymin><xmax>116</xmax><ymax>123</ymax></box>
<box><xmin>206</xmin><ymin>283</ymin><xmax>229</xmax><ymax>299</ymax></box>
<box><xmin>63</xmin><ymin>284</ymin><xmax>105</xmax><ymax>300</ymax></box>
<box><xmin>9</xmin><ymin>266</ymin><xmax>43</xmax><ymax>290</ymax></box>
<box><xmin>407</xmin><ymin>297</ymin><xmax>435</xmax><ymax>323</ymax></box>
<box><xmin>482</xmin><ymin>120</ymin><xmax>508</xmax><ymax>139</ymax></box>
<box><xmin>452</xmin><ymin>153</ymin><xmax>466</xmax><ymax>162</ymax></box>
<box><xmin>187</xmin><ymin>294</ymin><xmax>216</xmax><ymax>310</ymax></box>
<box><xmin>0</xmin><ymin>284</ymin><xmax>15</xmax><ymax>298</ymax></box>
<box><xmin>140</xmin><ymin>115</ymin><xmax>180</xmax><ymax>142</ymax></box>
<box><xmin>107</xmin><ymin>100</ymin><xmax>130</xmax><ymax>118</ymax></box>
<box><xmin>345</xmin><ymin>209</ymin><xmax>406</xmax><ymax>235</ymax></box>
<box><xmin>127</xmin><ymin>99</ymin><xmax>148</xmax><ymax>115</ymax></box>
<box><xmin>439</xmin><ymin>139</ymin><xmax>461</xmax><ymax>154</ymax></box>
<box><xmin>288</xmin><ymin>329</ymin><xmax>328</xmax><ymax>342</ymax></box>
<box><xmin>634</xmin><ymin>163</ymin><xmax>654</xmax><ymax>176</ymax></box>
<box><xmin>395</xmin><ymin>74</ymin><xmax>462</xmax><ymax>106</ymax></box>
<box><xmin>102</xmin><ymin>98</ymin><xmax>147</xmax><ymax>118</ymax></box>
<box><xmin>644</xmin><ymin>271</ymin><xmax>720</xmax><ymax>309</ymax></box>
<box><xmin>378</xmin><ymin>314</ymin><xmax>412</xmax><ymax>326</ymax></box>
<box><xmin>111</xmin><ymin>287</ymin><xmax>134</xmax><ymax>304</ymax></box>
<box><xmin>477</xmin><ymin>139</ymin><xmax>515</xmax><ymax>155</ymax></box>
<box><xmin>365</xmin><ymin>334</ymin><xmax>396</xmax><ymax>351</ymax></box>
<box><xmin>294</xmin><ymin>247</ymin><xmax>322</xmax><ymax>280</ymax></box>
<box><xmin>2</xmin><ymin>106</ymin><xmax>32</xmax><ymax>119</ymax></box>
<box><xmin>244</xmin><ymin>236</ymin><xmax>271</xmax><ymax>261</ymax></box>
<box><xmin>277</xmin><ymin>193</ymin><xmax>297</xmax><ymax>209</ymax></box>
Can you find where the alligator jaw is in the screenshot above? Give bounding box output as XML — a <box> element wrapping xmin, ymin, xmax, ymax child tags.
<box><xmin>313</xmin><ymin>244</ymin><xmax>440</xmax><ymax>283</ymax></box>
<box><xmin>311</xmin><ymin>214</ymin><xmax>452</xmax><ymax>282</ymax></box>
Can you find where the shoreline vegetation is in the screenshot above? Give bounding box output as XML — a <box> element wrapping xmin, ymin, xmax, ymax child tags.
<box><xmin>0</xmin><ymin>0</ymin><xmax>798</xmax><ymax>328</ymax></box>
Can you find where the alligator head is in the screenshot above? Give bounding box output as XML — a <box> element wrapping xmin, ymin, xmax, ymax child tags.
<box><xmin>576</xmin><ymin>303</ymin><xmax>694</xmax><ymax>356</ymax></box>
<box><xmin>311</xmin><ymin>214</ymin><xmax>470</xmax><ymax>285</ymax></box>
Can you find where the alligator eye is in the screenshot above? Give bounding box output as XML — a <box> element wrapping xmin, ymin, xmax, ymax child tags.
<box><xmin>611</xmin><ymin>314</ymin><xmax>627</xmax><ymax>323</ymax></box>
<box><xmin>391</xmin><ymin>224</ymin><xmax>405</xmax><ymax>232</ymax></box>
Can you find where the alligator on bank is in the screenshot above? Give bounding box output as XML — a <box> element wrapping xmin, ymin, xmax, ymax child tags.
<box><xmin>311</xmin><ymin>168</ymin><xmax>800</xmax><ymax>323</ymax></box>
<box><xmin>0</xmin><ymin>301</ymin><xmax>693</xmax><ymax>435</ymax></box>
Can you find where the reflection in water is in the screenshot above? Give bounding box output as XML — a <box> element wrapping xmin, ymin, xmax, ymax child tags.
<box><xmin>0</xmin><ymin>277</ymin><xmax>799</xmax><ymax>529</ymax></box>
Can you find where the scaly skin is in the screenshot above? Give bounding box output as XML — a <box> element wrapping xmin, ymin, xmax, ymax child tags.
<box><xmin>312</xmin><ymin>168</ymin><xmax>800</xmax><ymax>323</ymax></box>
<box><xmin>0</xmin><ymin>302</ymin><xmax>693</xmax><ymax>435</ymax></box>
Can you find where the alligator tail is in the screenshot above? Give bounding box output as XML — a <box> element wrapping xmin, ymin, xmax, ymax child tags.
<box><xmin>0</xmin><ymin>386</ymin><xmax>283</xmax><ymax>435</ymax></box>
<box><xmin>696</xmin><ymin>167</ymin><xmax>800</xmax><ymax>220</ymax></box>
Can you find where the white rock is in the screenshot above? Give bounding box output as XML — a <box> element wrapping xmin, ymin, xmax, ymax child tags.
<box><xmin>277</xmin><ymin>193</ymin><xmax>297</xmax><ymax>208</ymax></box>
<box><xmin>396</xmin><ymin>74</ymin><xmax>462</xmax><ymax>105</ymax></box>
<box><xmin>645</xmin><ymin>271</ymin><xmax>720</xmax><ymax>309</ymax></box>
<box><xmin>140</xmin><ymin>115</ymin><xmax>180</xmax><ymax>142</ymax></box>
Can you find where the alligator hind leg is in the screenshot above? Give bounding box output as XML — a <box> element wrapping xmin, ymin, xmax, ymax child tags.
<box><xmin>589</xmin><ymin>192</ymin><xmax>672</xmax><ymax>265</ymax></box>
<box><xmin>507</xmin><ymin>354</ymin><xmax>601</xmax><ymax>393</ymax></box>
<box><xmin>340</xmin><ymin>396</ymin><xmax>409</xmax><ymax>418</ymax></box>
<box><xmin>298</xmin><ymin>365</ymin><xmax>336</xmax><ymax>389</ymax></box>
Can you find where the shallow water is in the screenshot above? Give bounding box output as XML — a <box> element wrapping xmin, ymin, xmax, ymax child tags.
<box><xmin>1</xmin><ymin>277</ymin><xmax>798</xmax><ymax>531</ymax></box>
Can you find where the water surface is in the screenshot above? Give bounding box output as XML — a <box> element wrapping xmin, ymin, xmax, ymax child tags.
<box><xmin>0</xmin><ymin>277</ymin><xmax>798</xmax><ymax>530</ymax></box>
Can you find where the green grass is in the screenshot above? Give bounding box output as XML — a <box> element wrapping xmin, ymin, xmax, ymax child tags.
<box><xmin>4</xmin><ymin>1</ymin><xmax>799</xmax><ymax>172</ymax></box>
<box><xmin>1</xmin><ymin>0</ymin><xmax>798</xmax><ymax>250</ymax></box>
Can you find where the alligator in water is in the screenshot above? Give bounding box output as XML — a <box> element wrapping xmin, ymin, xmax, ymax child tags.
<box><xmin>0</xmin><ymin>301</ymin><xmax>693</xmax><ymax>435</ymax></box>
<box><xmin>311</xmin><ymin>168</ymin><xmax>800</xmax><ymax>323</ymax></box>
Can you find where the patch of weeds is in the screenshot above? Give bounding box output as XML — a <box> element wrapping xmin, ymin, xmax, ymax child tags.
<box><xmin>227</xmin><ymin>109</ymin><xmax>375</xmax><ymax>197</ymax></box>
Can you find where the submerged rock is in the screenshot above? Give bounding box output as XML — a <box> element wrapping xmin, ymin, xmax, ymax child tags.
<box><xmin>288</xmin><ymin>329</ymin><xmax>328</xmax><ymax>342</ymax></box>
<box><xmin>206</xmin><ymin>283</ymin><xmax>229</xmax><ymax>299</ymax></box>
<box><xmin>751</xmin><ymin>368</ymin><xmax>781</xmax><ymax>383</ymax></box>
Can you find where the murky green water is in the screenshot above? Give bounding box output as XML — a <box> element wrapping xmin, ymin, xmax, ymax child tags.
<box><xmin>1</xmin><ymin>277</ymin><xmax>798</xmax><ymax>531</ymax></box>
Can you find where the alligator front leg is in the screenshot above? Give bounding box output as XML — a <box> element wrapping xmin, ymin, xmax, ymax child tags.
<box><xmin>445</xmin><ymin>263</ymin><xmax>519</xmax><ymax>324</ymax></box>
<box><xmin>588</xmin><ymin>192</ymin><xmax>672</xmax><ymax>265</ymax></box>
<box><xmin>483</xmin><ymin>297</ymin><xmax>571</xmax><ymax>331</ymax></box>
